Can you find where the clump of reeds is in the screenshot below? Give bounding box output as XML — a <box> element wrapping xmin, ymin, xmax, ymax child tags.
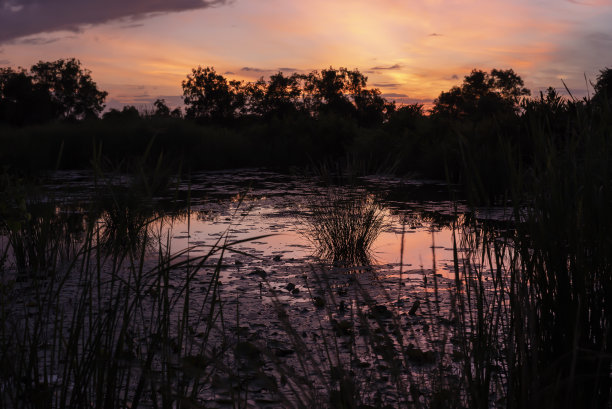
<box><xmin>304</xmin><ymin>189</ymin><xmax>385</xmax><ymax>266</ymax></box>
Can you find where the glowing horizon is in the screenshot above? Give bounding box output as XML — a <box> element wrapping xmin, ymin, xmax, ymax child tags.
<box><xmin>1</xmin><ymin>0</ymin><xmax>611</xmax><ymax>110</ymax></box>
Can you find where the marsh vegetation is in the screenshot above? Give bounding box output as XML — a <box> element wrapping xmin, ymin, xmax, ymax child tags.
<box><xmin>1</xmin><ymin>61</ymin><xmax>611</xmax><ymax>408</ymax></box>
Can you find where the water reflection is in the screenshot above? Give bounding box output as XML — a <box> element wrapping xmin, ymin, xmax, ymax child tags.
<box><xmin>0</xmin><ymin>169</ymin><xmax>476</xmax><ymax>408</ymax></box>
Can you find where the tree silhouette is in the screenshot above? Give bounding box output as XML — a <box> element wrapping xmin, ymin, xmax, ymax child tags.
<box><xmin>254</xmin><ymin>72</ymin><xmax>303</xmax><ymax>117</ymax></box>
<box><xmin>387</xmin><ymin>103</ymin><xmax>424</xmax><ymax>130</ymax></box>
<box><xmin>153</xmin><ymin>98</ymin><xmax>171</xmax><ymax>117</ymax></box>
<box><xmin>0</xmin><ymin>67</ymin><xmax>55</xmax><ymax>125</ymax></box>
<box><xmin>432</xmin><ymin>68</ymin><xmax>530</xmax><ymax>119</ymax></box>
<box><xmin>1</xmin><ymin>59</ymin><xmax>107</xmax><ymax>125</ymax></box>
<box><xmin>299</xmin><ymin>67</ymin><xmax>392</xmax><ymax>123</ymax></box>
<box><xmin>102</xmin><ymin>105</ymin><xmax>140</xmax><ymax>121</ymax></box>
<box><xmin>180</xmin><ymin>65</ymin><xmax>393</xmax><ymax>124</ymax></box>
<box><xmin>30</xmin><ymin>58</ymin><xmax>107</xmax><ymax>120</ymax></box>
<box><xmin>303</xmin><ymin>67</ymin><xmax>358</xmax><ymax>117</ymax></box>
<box><xmin>182</xmin><ymin>66</ymin><xmax>245</xmax><ymax>121</ymax></box>
<box><xmin>354</xmin><ymin>88</ymin><xmax>395</xmax><ymax>125</ymax></box>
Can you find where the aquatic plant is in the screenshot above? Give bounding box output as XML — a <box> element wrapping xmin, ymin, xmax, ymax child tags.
<box><xmin>303</xmin><ymin>188</ymin><xmax>385</xmax><ymax>266</ymax></box>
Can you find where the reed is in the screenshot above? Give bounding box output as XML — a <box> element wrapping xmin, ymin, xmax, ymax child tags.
<box><xmin>452</xmin><ymin>95</ymin><xmax>612</xmax><ymax>409</ymax></box>
<box><xmin>303</xmin><ymin>187</ymin><xmax>385</xmax><ymax>266</ymax></box>
<box><xmin>0</xmin><ymin>169</ymin><xmax>269</xmax><ymax>409</ymax></box>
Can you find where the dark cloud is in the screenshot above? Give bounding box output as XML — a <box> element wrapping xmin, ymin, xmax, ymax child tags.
<box><xmin>278</xmin><ymin>67</ymin><xmax>299</xmax><ymax>72</ymax></box>
<box><xmin>450</xmin><ymin>74</ymin><xmax>459</xmax><ymax>80</ymax></box>
<box><xmin>241</xmin><ymin>66</ymin><xmax>268</xmax><ymax>73</ymax></box>
<box><xmin>370</xmin><ymin>63</ymin><xmax>402</xmax><ymax>70</ymax></box>
<box><xmin>15</xmin><ymin>36</ymin><xmax>61</xmax><ymax>45</ymax></box>
<box><xmin>119</xmin><ymin>23</ymin><xmax>146</xmax><ymax>29</ymax></box>
<box><xmin>585</xmin><ymin>31</ymin><xmax>612</xmax><ymax>44</ymax></box>
<box><xmin>0</xmin><ymin>0</ymin><xmax>232</xmax><ymax>43</ymax></box>
<box><xmin>381</xmin><ymin>92</ymin><xmax>409</xmax><ymax>98</ymax></box>
<box><xmin>429</xmin><ymin>33</ymin><xmax>443</xmax><ymax>37</ymax></box>
<box><xmin>567</xmin><ymin>0</ymin><xmax>611</xmax><ymax>5</ymax></box>
<box><xmin>223</xmin><ymin>71</ymin><xmax>235</xmax><ymax>75</ymax></box>
<box><xmin>373</xmin><ymin>83</ymin><xmax>401</xmax><ymax>88</ymax></box>
<box><xmin>382</xmin><ymin>95</ymin><xmax>432</xmax><ymax>105</ymax></box>
<box><xmin>0</xmin><ymin>59</ymin><xmax>10</xmax><ymax>65</ymax></box>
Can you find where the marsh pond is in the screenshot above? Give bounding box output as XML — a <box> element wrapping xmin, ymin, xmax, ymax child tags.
<box><xmin>1</xmin><ymin>169</ymin><xmax>519</xmax><ymax>408</ymax></box>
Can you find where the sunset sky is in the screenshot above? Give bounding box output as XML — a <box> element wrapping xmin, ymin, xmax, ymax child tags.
<box><xmin>1</xmin><ymin>0</ymin><xmax>611</xmax><ymax>110</ymax></box>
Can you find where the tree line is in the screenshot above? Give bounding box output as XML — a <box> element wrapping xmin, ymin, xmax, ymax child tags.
<box><xmin>1</xmin><ymin>58</ymin><xmax>611</xmax><ymax>127</ymax></box>
<box><xmin>0</xmin><ymin>59</ymin><xmax>107</xmax><ymax>125</ymax></box>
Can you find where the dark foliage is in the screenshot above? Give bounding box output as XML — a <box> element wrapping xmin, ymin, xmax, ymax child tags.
<box><xmin>0</xmin><ymin>59</ymin><xmax>106</xmax><ymax>125</ymax></box>
<box><xmin>431</xmin><ymin>68</ymin><xmax>530</xmax><ymax>120</ymax></box>
<box><xmin>0</xmin><ymin>67</ymin><xmax>56</xmax><ymax>125</ymax></box>
<box><xmin>182</xmin><ymin>66</ymin><xmax>246</xmax><ymax>122</ymax></box>
<box><xmin>592</xmin><ymin>67</ymin><xmax>612</xmax><ymax>110</ymax></box>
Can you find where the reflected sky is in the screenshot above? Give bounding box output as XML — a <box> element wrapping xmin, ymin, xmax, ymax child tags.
<box><xmin>159</xmin><ymin>199</ymin><xmax>456</xmax><ymax>274</ymax></box>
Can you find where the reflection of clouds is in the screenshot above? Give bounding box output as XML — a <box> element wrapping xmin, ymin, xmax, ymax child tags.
<box><xmin>0</xmin><ymin>0</ymin><xmax>232</xmax><ymax>42</ymax></box>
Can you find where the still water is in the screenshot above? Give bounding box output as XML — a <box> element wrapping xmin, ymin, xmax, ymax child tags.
<box><xmin>1</xmin><ymin>168</ymin><xmax>512</xmax><ymax>408</ymax></box>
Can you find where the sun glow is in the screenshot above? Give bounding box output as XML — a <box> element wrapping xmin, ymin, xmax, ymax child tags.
<box><xmin>1</xmin><ymin>0</ymin><xmax>610</xmax><ymax>106</ymax></box>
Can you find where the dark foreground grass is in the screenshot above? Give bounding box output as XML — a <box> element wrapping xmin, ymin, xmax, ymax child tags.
<box><xmin>452</xmin><ymin>97</ymin><xmax>612</xmax><ymax>409</ymax></box>
<box><xmin>0</xmin><ymin>167</ymin><xmax>283</xmax><ymax>409</ymax></box>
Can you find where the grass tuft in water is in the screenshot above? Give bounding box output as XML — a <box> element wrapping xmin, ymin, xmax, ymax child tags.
<box><xmin>304</xmin><ymin>188</ymin><xmax>385</xmax><ymax>266</ymax></box>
